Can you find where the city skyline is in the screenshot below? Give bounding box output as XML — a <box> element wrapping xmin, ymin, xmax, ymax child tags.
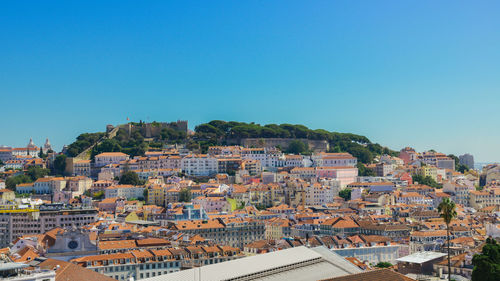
<box><xmin>0</xmin><ymin>118</ymin><xmax>489</xmax><ymax>164</ymax></box>
<box><xmin>1</xmin><ymin>1</ymin><xmax>500</xmax><ymax>162</ymax></box>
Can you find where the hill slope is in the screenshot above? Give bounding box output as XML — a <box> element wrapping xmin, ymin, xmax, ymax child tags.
<box><xmin>65</xmin><ymin>120</ymin><xmax>397</xmax><ymax>163</ymax></box>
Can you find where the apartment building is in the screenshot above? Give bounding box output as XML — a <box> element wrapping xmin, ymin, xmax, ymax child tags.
<box><xmin>290</xmin><ymin>167</ymin><xmax>316</xmax><ymax>180</ymax></box>
<box><xmin>240</xmin><ymin>148</ymin><xmax>267</xmax><ymax>165</ymax></box>
<box><xmin>0</xmin><ymin>204</ymin><xmax>98</xmax><ymax>248</ymax></box>
<box><xmin>320</xmin><ymin>217</ymin><xmax>360</xmax><ymax>236</ymax></box>
<box><xmin>216</xmin><ymin>157</ymin><xmax>243</xmax><ymax>175</ymax></box>
<box><xmin>316</xmin><ymin>166</ymin><xmax>358</xmax><ymax>187</ymax></box>
<box><xmin>147</xmin><ymin>185</ymin><xmax>165</xmax><ymax>206</ymax></box>
<box><xmin>169</xmin><ymin>217</ymin><xmax>265</xmax><ymax>248</ymax></box>
<box><xmin>241</xmin><ymin>159</ymin><xmax>261</xmax><ymax>176</ymax></box>
<box><xmin>443</xmin><ymin>182</ymin><xmax>472</xmax><ymax>207</ymax></box>
<box><xmin>305</xmin><ymin>183</ymin><xmax>334</xmax><ymax>206</ymax></box>
<box><xmin>66</xmin><ymin>158</ymin><xmax>91</xmax><ymax>177</ymax></box>
<box><xmin>469</xmin><ymin>188</ymin><xmax>500</xmax><ymax>209</ymax></box>
<box><xmin>396</xmin><ymin>192</ymin><xmax>433</xmax><ymax>205</ymax></box>
<box><xmin>312</xmin><ymin>152</ymin><xmax>357</xmax><ymax>167</ymax></box>
<box><xmin>416</xmin><ymin>165</ymin><xmax>438</xmax><ymax>181</ymax></box>
<box><xmin>359</xmin><ymin>222</ymin><xmax>411</xmax><ymax>240</ymax></box>
<box><xmin>282</xmin><ymin>154</ymin><xmax>304</xmax><ymax>168</ymax></box>
<box><xmin>95</xmin><ymin>152</ymin><xmax>130</xmax><ymax>168</ymax></box>
<box><xmin>105</xmin><ymin>185</ymin><xmax>146</xmax><ymax>200</ymax></box>
<box><xmin>16</xmin><ymin>177</ymin><xmax>67</xmax><ymax>194</ymax></box>
<box><xmin>0</xmin><ymin>147</ymin><xmax>13</xmax><ymax>162</ymax></box>
<box><xmin>132</xmin><ymin>155</ymin><xmax>182</xmax><ymax>171</ymax></box>
<box><xmin>192</xmin><ymin>196</ymin><xmax>230</xmax><ymax>213</ymax></box>
<box><xmin>181</xmin><ymin>154</ymin><xmax>218</xmax><ymax>176</ymax></box>
<box><xmin>265</xmin><ymin>218</ymin><xmax>293</xmax><ymax>240</ymax></box>
<box><xmin>71</xmin><ymin>246</ymin><xmax>242</xmax><ymax>280</ymax></box>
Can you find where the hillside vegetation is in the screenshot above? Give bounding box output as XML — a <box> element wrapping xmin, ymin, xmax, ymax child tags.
<box><xmin>64</xmin><ymin>120</ymin><xmax>397</xmax><ymax>163</ymax></box>
<box><xmin>193</xmin><ymin>121</ymin><xmax>397</xmax><ymax>163</ymax></box>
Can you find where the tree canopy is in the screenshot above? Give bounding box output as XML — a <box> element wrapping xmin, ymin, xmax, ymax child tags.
<box><xmin>286</xmin><ymin>140</ymin><xmax>308</xmax><ymax>154</ymax></box>
<box><xmin>66</xmin><ymin>132</ymin><xmax>106</xmax><ymax>157</ymax></box>
<box><xmin>26</xmin><ymin>166</ymin><xmax>50</xmax><ymax>181</ymax></box>
<box><xmin>412</xmin><ymin>174</ymin><xmax>443</xmax><ymax>189</ymax></box>
<box><xmin>179</xmin><ymin>188</ymin><xmax>192</xmax><ymax>202</ymax></box>
<box><xmin>65</xmin><ymin>120</ymin><xmax>396</xmax><ymax>163</ymax></box>
<box><xmin>438</xmin><ymin>197</ymin><xmax>457</xmax><ymax>281</ymax></box>
<box><xmin>193</xmin><ymin>120</ymin><xmax>396</xmax><ymax>163</ymax></box>
<box><xmin>6</xmin><ymin>174</ymin><xmax>32</xmax><ymax>190</ymax></box>
<box><xmin>357</xmin><ymin>162</ymin><xmax>376</xmax><ymax>177</ymax></box>
<box><xmin>338</xmin><ymin>189</ymin><xmax>351</xmax><ymax>201</ymax></box>
<box><xmin>375</xmin><ymin>262</ymin><xmax>392</xmax><ymax>268</ymax></box>
<box><xmin>53</xmin><ymin>154</ymin><xmax>67</xmax><ymax>176</ymax></box>
<box><xmin>448</xmin><ymin>154</ymin><xmax>470</xmax><ymax>173</ymax></box>
<box><xmin>438</xmin><ymin>198</ymin><xmax>457</xmax><ymax>225</ymax></box>
<box><xmin>91</xmin><ymin>129</ymin><xmax>148</xmax><ymax>158</ymax></box>
<box><xmin>119</xmin><ymin>171</ymin><xmax>144</xmax><ymax>186</ymax></box>
<box><xmin>472</xmin><ymin>238</ymin><xmax>500</xmax><ymax>281</ymax></box>
<box><xmin>5</xmin><ymin>166</ymin><xmax>50</xmax><ymax>190</ymax></box>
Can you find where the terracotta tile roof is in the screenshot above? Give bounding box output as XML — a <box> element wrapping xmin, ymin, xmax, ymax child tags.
<box><xmin>131</xmin><ymin>249</ymin><xmax>154</xmax><ymax>259</ymax></box>
<box><xmin>411</xmin><ymin>230</ymin><xmax>447</xmax><ymax>237</ymax></box>
<box><xmin>96</xmin><ymin>152</ymin><xmax>129</xmax><ymax>157</ymax></box>
<box><xmin>174</xmin><ymin>219</ymin><xmax>225</xmax><ymax>230</ymax></box>
<box><xmin>150</xmin><ymin>248</ymin><xmax>173</xmax><ymax>256</ymax></box>
<box><xmin>12</xmin><ymin>246</ymin><xmax>39</xmax><ymax>262</ymax></box>
<box><xmin>98</xmin><ymin>239</ymin><xmax>137</xmax><ymax>250</ymax></box>
<box><xmin>135</xmin><ymin>238</ymin><xmax>170</xmax><ymax>247</ymax></box>
<box><xmin>73</xmin><ymin>252</ymin><xmax>135</xmax><ymax>263</ymax></box>
<box><xmin>39</xmin><ymin>258</ymin><xmax>116</xmax><ymax>281</ymax></box>
<box><xmin>344</xmin><ymin>257</ymin><xmax>371</xmax><ymax>270</ymax></box>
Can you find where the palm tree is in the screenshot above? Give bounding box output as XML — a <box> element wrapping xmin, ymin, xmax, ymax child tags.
<box><xmin>438</xmin><ymin>197</ymin><xmax>457</xmax><ymax>281</ymax></box>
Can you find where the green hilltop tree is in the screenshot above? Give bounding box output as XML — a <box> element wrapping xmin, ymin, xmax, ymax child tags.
<box><xmin>286</xmin><ymin>140</ymin><xmax>308</xmax><ymax>154</ymax></box>
<box><xmin>64</xmin><ymin>120</ymin><xmax>397</xmax><ymax>163</ymax></box>
<box><xmin>357</xmin><ymin>162</ymin><xmax>376</xmax><ymax>176</ymax></box>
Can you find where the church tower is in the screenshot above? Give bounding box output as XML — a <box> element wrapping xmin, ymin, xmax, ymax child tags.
<box><xmin>27</xmin><ymin>138</ymin><xmax>36</xmax><ymax>148</ymax></box>
<box><xmin>43</xmin><ymin>138</ymin><xmax>53</xmax><ymax>154</ymax></box>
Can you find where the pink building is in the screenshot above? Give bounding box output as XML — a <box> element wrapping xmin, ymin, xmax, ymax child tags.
<box><xmin>98</xmin><ymin>197</ymin><xmax>125</xmax><ymax>212</ymax></box>
<box><xmin>316</xmin><ymin>166</ymin><xmax>358</xmax><ymax>187</ymax></box>
<box><xmin>399</xmin><ymin>147</ymin><xmax>418</xmax><ymax>165</ymax></box>
<box><xmin>192</xmin><ymin>196</ymin><xmax>229</xmax><ymax>213</ymax></box>
<box><xmin>53</xmin><ymin>190</ymin><xmax>73</xmax><ymax>203</ymax></box>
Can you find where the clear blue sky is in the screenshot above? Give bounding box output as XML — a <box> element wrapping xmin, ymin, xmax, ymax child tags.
<box><xmin>1</xmin><ymin>1</ymin><xmax>499</xmax><ymax>162</ymax></box>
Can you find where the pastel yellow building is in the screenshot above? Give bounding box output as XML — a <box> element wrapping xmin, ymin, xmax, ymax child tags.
<box><xmin>417</xmin><ymin>165</ymin><xmax>438</xmax><ymax>181</ymax></box>
<box><xmin>0</xmin><ymin>189</ymin><xmax>15</xmax><ymax>203</ymax></box>
<box><xmin>147</xmin><ymin>185</ymin><xmax>165</xmax><ymax>206</ymax></box>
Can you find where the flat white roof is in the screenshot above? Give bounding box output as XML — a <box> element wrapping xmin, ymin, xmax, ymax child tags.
<box><xmin>396</xmin><ymin>251</ymin><xmax>447</xmax><ymax>264</ymax></box>
<box><xmin>0</xmin><ymin>262</ymin><xmax>29</xmax><ymax>271</ymax></box>
<box><xmin>143</xmin><ymin>246</ymin><xmax>361</xmax><ymax>281</ymax></box>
